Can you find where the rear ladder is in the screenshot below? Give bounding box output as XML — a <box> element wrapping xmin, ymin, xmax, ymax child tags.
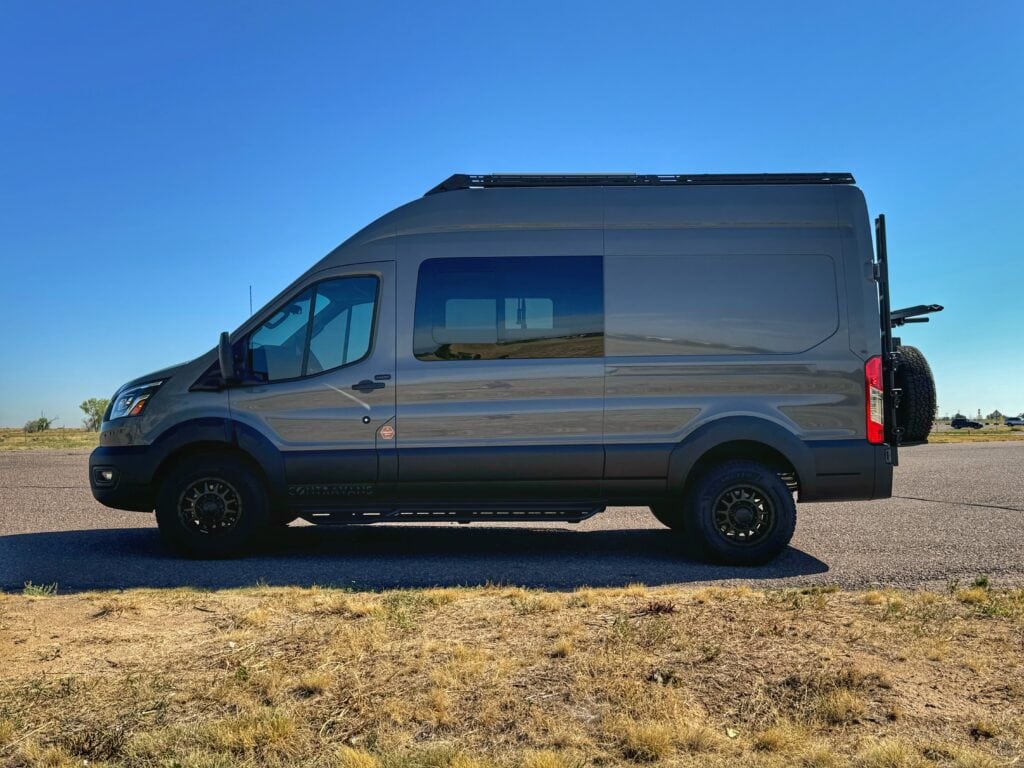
<box><xmin>874</xmin><ymin>214</ymin><xmax>945</xmax><ymax>461</ymax></box>
<box><xmin>874</xmin><ymin>214</ymin><xmax>900</xmax><ymax>465</ymax></box>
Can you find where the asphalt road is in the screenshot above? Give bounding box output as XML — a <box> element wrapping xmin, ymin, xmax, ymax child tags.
<box><xmin>1</xmin><ymin>443</ymin><xmax>1022</xmax><ymax>593</ymax></box>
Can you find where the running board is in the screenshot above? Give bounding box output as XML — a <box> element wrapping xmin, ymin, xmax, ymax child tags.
<box><xmin>299</xmin><ymin>501</ymin><xmax>605</xmax><ymax>525</ymax></box>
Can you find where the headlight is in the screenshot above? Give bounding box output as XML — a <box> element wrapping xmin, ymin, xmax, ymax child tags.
<box><xmin>109</xmin><ymin>380</ymin><xmax>164</xmax><ymax>419</ymax></box>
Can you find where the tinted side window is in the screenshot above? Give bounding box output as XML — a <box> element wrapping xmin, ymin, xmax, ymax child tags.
<box><xmin>414</xmin><ymin>256</ymin><xmax>603</xmax><ymax>360</ymax></box>
<box><xmin>605</xmin><ymin>253</ymin><xmax>838</xmax><ymax>356</ymax></box>
<box><xmin>248</xmin><ymin>289</ymin><xmax>313</xmax><ymax>381</ymax></box>
<box><xmin>249</xmin><ymin>275</ymin><xmax>378</xmax><ymax>382</ymax></box>
<box><xmin>307</xmin><ymin>276</ymin><xmax>378</xmax><ymax>373</ymax></box>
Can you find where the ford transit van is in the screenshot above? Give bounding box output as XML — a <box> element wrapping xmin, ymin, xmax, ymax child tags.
<box><xmin>90</xmin><ymin>173</ymin><xmax>939</xmax><ymax>564</ymax></box>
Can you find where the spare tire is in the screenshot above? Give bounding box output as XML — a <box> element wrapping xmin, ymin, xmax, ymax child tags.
<box><xmin>894</xmin><ymin>345</ymin><xmax>936</xmax><ymax>442</ymax></box>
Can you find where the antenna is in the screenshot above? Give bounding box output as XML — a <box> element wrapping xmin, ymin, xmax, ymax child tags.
<box><xmin>249</xmin><ymin>285</ymin><xmax>253</xmax><ymax>315</ymax></box>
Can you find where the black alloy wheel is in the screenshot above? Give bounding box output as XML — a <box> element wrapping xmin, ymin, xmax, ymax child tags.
<box><xmin>155</xmin><ymin>453</ymin><xmax>270</xmax><ymax>558</ymax></box>
<box><xmin>682</xmin><ymin>460</ymin><xmax>796</xmax><ymax>566</ymax></box>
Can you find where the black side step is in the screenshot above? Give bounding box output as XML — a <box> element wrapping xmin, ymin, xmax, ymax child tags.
<box><xmin>299</xmin><ymin>501</ymin><xmax>604</xmax><ymax>525</ymax></box>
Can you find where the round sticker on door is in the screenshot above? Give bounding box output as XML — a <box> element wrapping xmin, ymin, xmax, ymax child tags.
<box><xmin>379</xmin><ymin>425</ymin><xmax>395</xmax><ymax>440</ymax></box>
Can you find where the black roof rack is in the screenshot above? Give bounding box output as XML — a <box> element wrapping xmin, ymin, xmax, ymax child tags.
<box><xmin>425</xmin><ymin>172</ymin><xmax>855</xmax><ymax>196</ymax></box>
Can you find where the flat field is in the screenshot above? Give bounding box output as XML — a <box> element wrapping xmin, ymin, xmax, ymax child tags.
<box><xmin>0</xmin><ymin>428</ymin><xmax>99</xmax><ymax>452</ymax></box>
<box><xmin>2</xmin><ymin>584</ymin><xmax>1022</xmax><ymax>767</ymax></box>
<box><xmin>928</xmin><ymin>424</ymin><xmax>1024</xmax><ymax>443</ymax></box>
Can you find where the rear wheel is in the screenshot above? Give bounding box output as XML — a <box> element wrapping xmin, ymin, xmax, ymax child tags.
<box><xmin>155</xmin><ymin>453</ymin><xmax>270</xmax><ymax>558</ymax></box>
<box><xmin>682</xmin><ymin>460</ymin><xmax>796</xmax><ymax>566</ymax></box>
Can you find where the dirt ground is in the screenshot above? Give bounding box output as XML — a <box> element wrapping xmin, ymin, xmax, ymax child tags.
<box><xmin>1</xmin><ymin>584</ymin><xmax>1022</xmax><ymax>767</ymax></box>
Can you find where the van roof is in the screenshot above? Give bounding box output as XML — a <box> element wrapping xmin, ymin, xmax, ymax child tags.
<box><xmin>425</xmin><ymin>172</ymin><xmax>855</xmax><ymax>196</ymax></box>
<box><xmin>316</xmin><ymin>174</ymin><xmax>865</xmax><ymax>275</ymax></box>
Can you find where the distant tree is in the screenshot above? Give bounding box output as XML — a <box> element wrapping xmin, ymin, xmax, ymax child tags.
<box><xmin>23</xmin><ymin>414</ymin><xmax>57</xmax><ymax>433</ymax></box>
<box><xmin>987</xmin><ymin>410</ymin><xmax>1003</xmax><ymax>421</ymax></box>
<box><xmin>80</xmin><ymin>398</ymin><xmax>110</xmax><ymax>431</ymax></box>
<box><xmin>952</xmin><ymin>412</ymin><xmax>966</xmax><ymax>420</ymax></box>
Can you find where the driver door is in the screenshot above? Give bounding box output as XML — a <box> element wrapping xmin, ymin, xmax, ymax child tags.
<box><xmin>229</xmin><ymin>261</ymin><xmax>395</xmax><ymax>494</ymax></box>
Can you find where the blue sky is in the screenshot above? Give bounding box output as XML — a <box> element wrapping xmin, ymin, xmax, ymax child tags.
<box><xmin>1</xmin><ymin>1</ymin><xmax>1022</xmax><ymax>426</ymax></box>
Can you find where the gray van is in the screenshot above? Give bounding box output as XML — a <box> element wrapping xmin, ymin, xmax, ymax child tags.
<box><xmin>90</xmin><ymin>173</ymin><xmax>939</xmax><ymax>564</ymax></box>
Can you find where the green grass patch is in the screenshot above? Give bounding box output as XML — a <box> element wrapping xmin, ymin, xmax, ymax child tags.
<box><xmin>0</xmin><ymin>428</ymin><xmax>99</xmax><ymax>451</ymax></box>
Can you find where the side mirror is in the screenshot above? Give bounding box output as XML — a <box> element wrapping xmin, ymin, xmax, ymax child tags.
<box><xmin>218</xmin><ymin>332</ymin><xmax>236</xmax><ymax>385</ymax></box>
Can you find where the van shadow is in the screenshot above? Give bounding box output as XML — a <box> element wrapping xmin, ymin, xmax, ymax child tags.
<box><xmin>0</xmin><ymin>525</ymin><xmax>829</xmax><ymax>593</ymax></box>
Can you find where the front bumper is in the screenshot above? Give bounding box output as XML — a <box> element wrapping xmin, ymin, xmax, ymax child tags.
<box><xmin>89</xmin><ymin>446</ymin><xmax>156</xmax><ymax>512</ymax></box>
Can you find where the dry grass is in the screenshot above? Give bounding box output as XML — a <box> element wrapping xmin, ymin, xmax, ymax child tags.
<box><xmin>1</xmin><ymin>584</ymin><xmax>1022</xmax><ymax>767</ymax></box>
<box><xmin>855</xmin><ymin>738</ymin><xmax>930</xmax><ymax>768</ymax></box>
<box><xmin>752</xmin><ymin>722</ymin><xmax>807</xmax><ymax>753</ymax></box>
<box><xmin>611</xmin><ymin>718</ymin><xmax>676</xmax><ymax>761</ymax></box>
<box><xmin>815</xmin><ymin>689</ymin><xmax>867</xmax><ymax>724</ymax></box>
<box><xmin>928</xmin><ymin>425</ymin><xmax>1024</xmax><ymax>443</ymax></box>
<box><xmin>957</xmin><ymin>587</ymin><xmax>989</xmax><ymax>605</ymax></box>
<box><xmin>0</xmin><ymin>427</ymin><xmax>99</xmax><ymax>451</ymax></box>
<box><xmin>549</xmin><ymin>637</ymin><xmax>574</xmax><ymax>658</ymax></box>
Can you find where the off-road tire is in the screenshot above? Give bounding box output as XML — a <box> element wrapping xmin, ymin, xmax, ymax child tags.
<box><xmin>894</xmin><ymin>345</ymin><xmax>936</xmax><ymax>443</ymax></box>
<box><xmin>682</xmin><ymin>460</ymin><xmax>796</xmax><ymax>566</ymax></box>
<box><xmin>155</xmin><ymin>453</ymin><xmax>270</xmax><ymax>559</ymax></box>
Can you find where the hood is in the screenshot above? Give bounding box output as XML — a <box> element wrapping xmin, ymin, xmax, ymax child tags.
<box><xmin>117</xmin><ymin>362</ymin><xmax>188</xmax><ymax>393</ymax></box>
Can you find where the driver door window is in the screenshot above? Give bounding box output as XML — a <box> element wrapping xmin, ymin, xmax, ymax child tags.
<box><xmin>248</xmin><ymin>276</ymin><xmax>379</xmax><ymax>382</ymax></box>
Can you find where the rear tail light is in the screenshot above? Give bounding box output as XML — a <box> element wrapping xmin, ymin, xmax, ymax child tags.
<box><xmin>865</xmin><ymin>355</ymin><xmax>884</xmax><ymax>444</ymax></box>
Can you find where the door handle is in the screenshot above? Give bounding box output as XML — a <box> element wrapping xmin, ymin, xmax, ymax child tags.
<box><xmin>352</xmin><ymin>379</ymin><xmax>386</xmax><ymax>393</ymax></box>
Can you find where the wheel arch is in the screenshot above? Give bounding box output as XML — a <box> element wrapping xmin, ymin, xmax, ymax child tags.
<box><xmin>148</xmin><ymin>418</ymin><xmax>286</xmax><ymax>506</ymax></box>
<box><xmin>152</xmin><ymin>441</ymin><xmax>271</xmax><ymax>501</ymax></box>
<box><xmin>668</xmin><ymin>417</ymin><xmax>811</xmax><ymax>500</ymax></box>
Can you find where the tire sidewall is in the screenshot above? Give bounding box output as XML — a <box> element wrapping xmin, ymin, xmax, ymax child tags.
<box><xmin>683</xmin><ymin>461</ymin><xmax>796</xmax><ymax>566</ymax></box>
<box><xmin>155</xmin><ymin>454</ymin><xmax>270</xmax><ymax>559</ymax></box>
<box><xmin>894</xmin><ymin>345</ymin><xmax>936</xmax><ymax>442</ymax></box>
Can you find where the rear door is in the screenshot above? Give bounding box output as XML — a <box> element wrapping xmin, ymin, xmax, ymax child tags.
<box><xmin>229</xmin><ymin>261</ymin><xmax>396</xmax><ymax>495</ymax></box>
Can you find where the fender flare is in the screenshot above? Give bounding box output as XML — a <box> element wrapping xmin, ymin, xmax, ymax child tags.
<box><xmin>666</xmin><ymin>416</ymin><xmax>813</xmax><ymax>492</ymax></box>
<box><xmin>148</xmin><ymin>418</ymin><xmax>287</xmax><ymax>503</ymax></box>
<box><xmin>148</xmin><ymin>417</ymin><xmax>233</xmax><ymax>476</ymax></box>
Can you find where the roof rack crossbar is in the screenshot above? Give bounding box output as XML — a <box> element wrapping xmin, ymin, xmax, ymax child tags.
<box><xmin>425</xmin><ymin>172</ymin><xmax>855</xmax><ymax>196</ymax></box>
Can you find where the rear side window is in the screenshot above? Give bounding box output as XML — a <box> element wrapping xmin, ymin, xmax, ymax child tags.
<box><xmin>249</xmin><ymin>275</ymin><xmax>378</xmax><ymax>381</ymax></box>
<box><xmin>414</xmin><ymin>256</ymin><xmax>603</xmax><ymax>360</ymax></box>
<box><xmin>605</xmin><ymin>254</ymin><xmax>838</xmax><ymax>356</ymax></box>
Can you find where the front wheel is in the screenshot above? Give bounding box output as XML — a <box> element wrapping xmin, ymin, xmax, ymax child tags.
<box><xmin>155</xmin><ymin>453</ymin><xmax>270</xmax><ymax>559</ymax></box>
<box><xmin>682</xmin><ymin>460</ymin><xmax>796</xmax><ymax>566</ymax></box>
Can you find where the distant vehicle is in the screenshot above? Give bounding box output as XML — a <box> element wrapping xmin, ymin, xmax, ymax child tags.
<box><xmin>951</xmin><ymin>417</ymin><xmax>983</xmax><ymax>429</ymax></box>
<box><xmin>90</xmin><ymin>172</ymin><xmax>941</xmax><ymax>565</ymax></box>
<box><xmin>1005</xmin><ymin>415</ymin><xmax>1024</xmax><ymax>427</ymax></box>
